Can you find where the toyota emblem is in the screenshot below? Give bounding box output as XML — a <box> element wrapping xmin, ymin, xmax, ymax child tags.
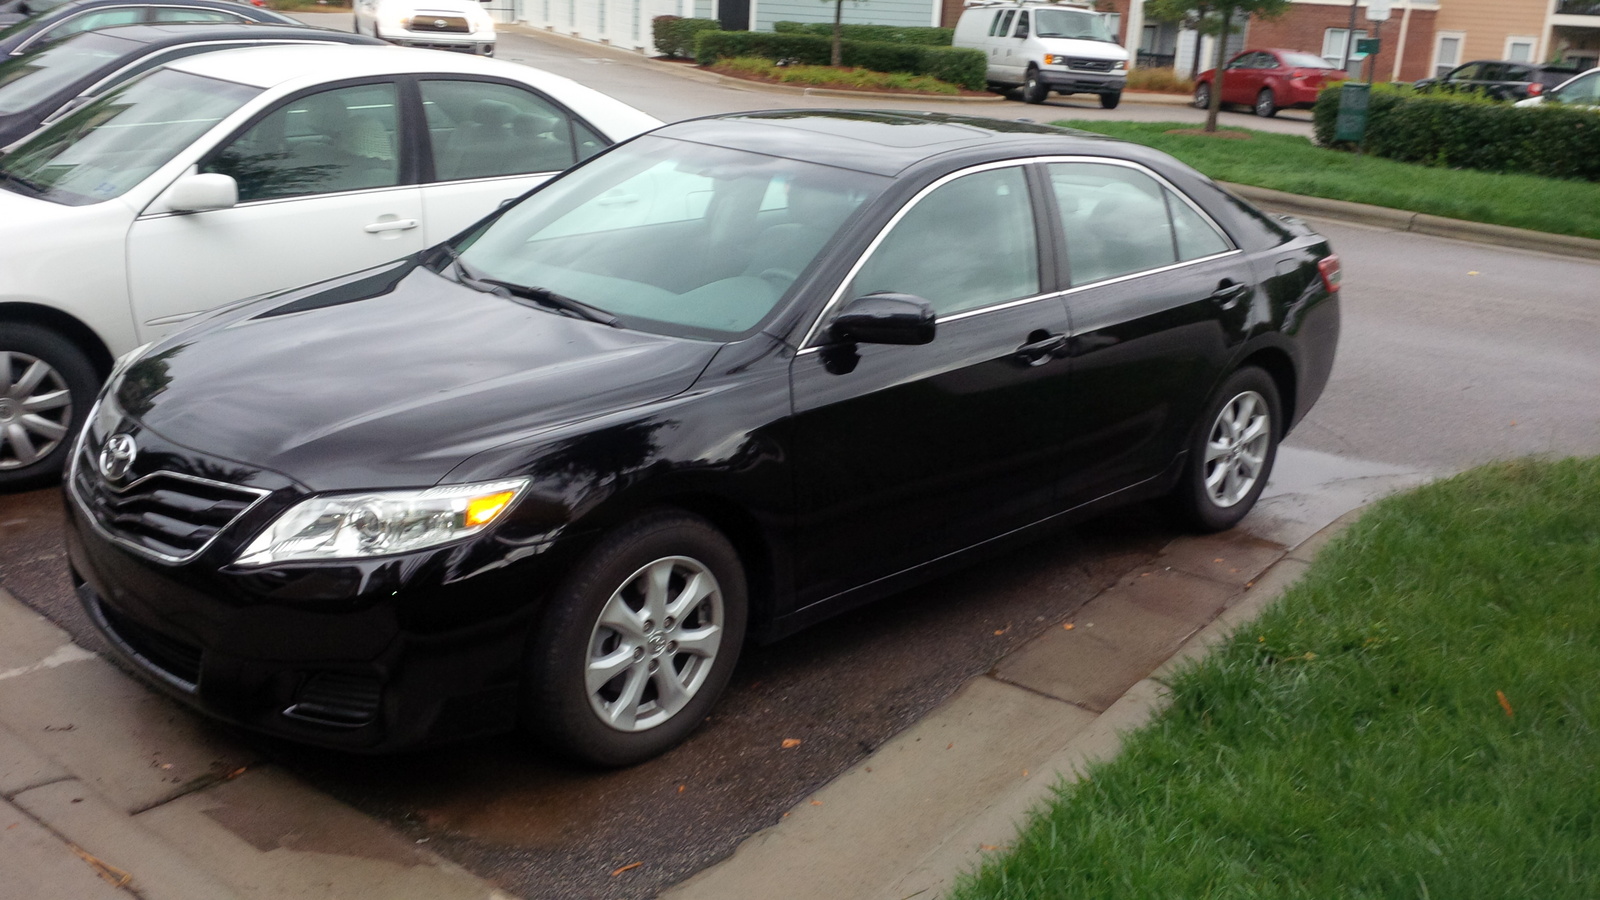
<box><xmin>434</xmin><ymin>18</ymin><xmax>446</xmax><ymax>26</ymax></box>
<box><xmin>99</xmin><ymin>433</ymin><xmax>138</xmax><ymax>481</ymax></box>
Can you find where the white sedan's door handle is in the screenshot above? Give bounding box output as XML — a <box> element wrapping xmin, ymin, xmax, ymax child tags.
<box><xmin>364</xmin><ymin>218</ymin><xmax>419</xmax><ymax>233</ymax></box>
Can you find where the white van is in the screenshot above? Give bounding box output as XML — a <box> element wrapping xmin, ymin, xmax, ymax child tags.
<box><xmin>953</xmin><ymin>0</ymin><xmax>1129</xmax><ymax>108</ymax></box>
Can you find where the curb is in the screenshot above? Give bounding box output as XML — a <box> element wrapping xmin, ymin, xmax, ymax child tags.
<box><xmin>1225</xmin><ymin>183</ymin><xmax>1600</xmax><ymax>262</ymax></box>
<box><xmin>665</xmin><ymin>507</ymin><xmax>1369</xmax><ymax>900</ymax></box>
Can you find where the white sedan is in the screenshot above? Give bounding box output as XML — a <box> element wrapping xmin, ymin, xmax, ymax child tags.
<box><xmin>352</xmin><ymin>0</ymin><xmax>495</xmax><ymax>56</ymax></box>
<box><xmin>0</xmin><ymin>42</ymin><xmax>660</xmax><ymax>487</ymax></box>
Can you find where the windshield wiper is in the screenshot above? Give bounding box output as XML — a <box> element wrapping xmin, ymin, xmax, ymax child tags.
<box><xmin>435</xmin><ymin>245</ymin><xmax>621</xmax><ymax>327</ymax></box>
<box><xmin>0</xmin><ymin>168</ymin><xmax>46</xmax><ymax>196</ymax></box>
<box><xmin>478</xmin><ymin>278</ymin><xmax>622</xmax><ymax>327</ymax></box>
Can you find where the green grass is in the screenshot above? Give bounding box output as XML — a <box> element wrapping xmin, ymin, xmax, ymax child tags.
<box><xmin>1057</xmin><ymin>120</ymin><xmax>1600</xmax><ymax>241</ymax></box>
<box><xmin>952</xmin><ymin>457</ymin><xmax>1600</xmax><ymax>900</ymax></box>
<box><xmin>710</xmin><ymin>56</ymin><xmax>962</xmax><ymax>95</ymax></box>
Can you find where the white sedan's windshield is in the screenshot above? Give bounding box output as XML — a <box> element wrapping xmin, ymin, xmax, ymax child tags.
<box><xmin>0</xmin><ymin>67</ymin><xmax>258</xmax><ymax>205</ymax></box>
<box><xmin>1034</xmin><ymin>9</ymin><xmax>1114</xmax><ymax>42</ymax></box>
<box><xmin>457</xmin><ymin>136</ymin><xmax>887</xmax><ymax>339</ymax></box>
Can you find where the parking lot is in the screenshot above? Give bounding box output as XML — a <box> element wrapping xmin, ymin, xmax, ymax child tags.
<box><xmin>4</xmin><ymin>21</ymin><xmax>1600</xmax><ymax>900</ymax></box>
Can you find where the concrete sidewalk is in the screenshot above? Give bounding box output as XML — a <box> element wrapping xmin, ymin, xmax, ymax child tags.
<box><xmin>0</xmin><ymin>586</ymin><xmax>513</xmax><ymax>900</ymax></box>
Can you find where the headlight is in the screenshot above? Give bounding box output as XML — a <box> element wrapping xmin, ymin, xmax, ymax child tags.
<box><xmin>1114</xmin><ymin>60</ymin><xmax>1128</xmax><ymax>72</ymax></box>
<box><xmin>236</xmin><ymin>478</ymin><xmax>529</xmax><ymax>566</ymax></box>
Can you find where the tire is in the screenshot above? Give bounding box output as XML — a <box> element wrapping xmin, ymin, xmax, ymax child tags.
<box><xmin>523</xmin><ymin>510</ymin><xmax>748</xmax><ymax>767</ymax></box>
<box><xmin>0</xmin><ymin>324</ymin><xmax>98</xmax><ymax>492</ymax></box>
<box><xmin>1171</xmin><ymin>367</ymin><xmax>1280</xmax><ymax>533</ymax></box>
<box><xmin>1022</xmin><ymin>66</ymin><xmax>1049</xmax><ymax>104</ymax></box>
<box><xmin>1194</xmin><ymin>82</ymin><xmax>1211</xmax><ymax>110</ymax></box>
<box><xmin>1254</xmin><ymin>87</ymin><xmax>1278</xmax><ymax>117</ymax></box>
<box><xmin>1100</xmin><ymin>90</ymin><xmax>1122</xmax><ymax>109</ymax></box>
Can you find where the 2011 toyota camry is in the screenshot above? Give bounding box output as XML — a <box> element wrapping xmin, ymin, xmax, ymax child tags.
<box><xmin>64</xmin><ymin>110</ymin><xmax>1341</xmax><ymax>767</ymax></box>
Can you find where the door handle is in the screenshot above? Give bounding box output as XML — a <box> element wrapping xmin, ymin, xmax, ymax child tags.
<box><xmin>364</xmin><ymin>218</ymin><xmax>419</xmax><ymax>233</ymax></box>
<box><xmin>1208</xmin><ymin>280</ymin><xmax>1249</xmax><ymax>310</ymax></box>
<box><xmin>1014</xmin><ymin>332</ymin><xmax>1067</xmax><ymax>366</ymax></box>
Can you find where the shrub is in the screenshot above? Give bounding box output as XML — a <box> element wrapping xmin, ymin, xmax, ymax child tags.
<box><xmin>652</xmin><ymin>15</ymin><xmax>720</xmax><ymax>59</ymax></box>
<box><xmin>713</xmin><ymin>56</ymin><xmax>961</xmax><ymax>94</ymax></box>
<box><xmin>1314</xmin><ymin>83</ymin><xmax>1600</xmax><ymax>181</ymax></box>
<box><xmin>696</xmin><ymin>31</ymin><xmax>985</xmax><ymax>90</ymax></box>
<box><xmin>771</xmin><ymin>21</ymin><xmax>954</xmax><ymax>46</ymax></box>
<box><xmin>1126</xmin><ymin>66</ymin><xmax>1193</xmax><ymax>93</ymax></box>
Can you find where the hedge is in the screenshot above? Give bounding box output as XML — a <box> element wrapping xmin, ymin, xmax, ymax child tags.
<box><xmin>652</xmin><ymin>16</ymin><xmax>720</xmax><ymax>59</ymax></box>
<box><xmin>696</xmin><ymin>31</ymin><xmax>985</xmax><ymax>91</ymax></box>
<box><xmin>1314</xmin><ymin>84</ymin><xmax>1600</xmax><ymax>181</ymax></box>
<box><xmin>771</xmin><ymin>21</ymin><xmax>954</xmax><ymax>46</ymax></box>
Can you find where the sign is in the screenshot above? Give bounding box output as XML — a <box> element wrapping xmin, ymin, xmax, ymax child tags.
<box><xmin>1334</xmin><ymin>82</ymin><xmax>1371</xmax><ymax>143</ymax></box>
<box><xmin>1366</xmin><ymin>0</ymin><xmax>1392</xmax><ymax>21</ymax></box>
<box><xmin>1356</xmin><ymin>38</ymin><xmax>1381</xmax><ymax>55</ymax></box>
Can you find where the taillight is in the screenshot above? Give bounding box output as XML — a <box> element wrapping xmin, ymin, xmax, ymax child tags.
<box><xmin>1318</xmin><ymin>254</ymin><xmax>1342</xmax><ymax>293</ymax></box>
<box><xmin>1528</xmin><ymin>82</ymin><xmax>1544</xmax><ymax>96</ymax></box>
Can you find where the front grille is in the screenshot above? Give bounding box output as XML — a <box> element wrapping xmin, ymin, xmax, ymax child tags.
<box><xmin>407</xmin><ymin>14</ymin><xmax>469</xmax><ymax>32</ymax></box>
<box><xmin>97</xmin><ymin>600</ymin><xmax>203</xmax><ymax>690</ymax></box>
<box><xmin>71</xmin><ymin>446</ymin><xmax>268</xmax><ymax>564</ymax></box>
<box><xmin>285</xmin><ymin>672</ymin><xmax>383</xmax><ymax>727</ymax></box>
<box><xmin>1066</xmin><ymin>57</ymin><xmax>1115</xmax><ymax>72</ymax></box>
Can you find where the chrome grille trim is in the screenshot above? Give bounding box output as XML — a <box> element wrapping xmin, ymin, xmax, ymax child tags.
<box><xmin>69</xmin><ymin>443</ymin><xmax>271</xmax><ymax>565</ymax></box>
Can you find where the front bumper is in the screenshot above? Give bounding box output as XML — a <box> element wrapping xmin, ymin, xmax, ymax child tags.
<box><xmin>384</xmin><ymin>32</ymin><xmax>494</xmax><ymax>54</ymax></box>
<box><xmin>1039</xmin><ymin>69</ymin><xmax>1126</xmax><ymax>94</ymax></box>
<box><xmin>63</xmin><ymin>422</ymin><xmax>568</xmax><ymax>752</ymax></box>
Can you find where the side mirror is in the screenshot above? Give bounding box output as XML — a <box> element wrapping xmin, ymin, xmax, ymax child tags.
<box><xmin>165</xmin><ymin>173</ymin><xmax>238</xmax><ymax>213</ymax></box>
<box><xmin>830</xmin><ymin>292</ymin><xmax>936</xmax><ymax>346</ymax></box>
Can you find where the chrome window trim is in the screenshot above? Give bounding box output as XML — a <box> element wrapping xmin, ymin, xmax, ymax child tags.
<box><xmin>797</xmin><ymin>155</ymin><xmax>1240</xmax><ymax>352</ymax></box>
<box><xmin>68</xmin><ymin>445</ymin><xmax>271</xmax><ymax>565</ymax></box>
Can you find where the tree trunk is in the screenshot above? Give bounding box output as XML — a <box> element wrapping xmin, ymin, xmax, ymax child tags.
<box><xmin>1204</xmin><ymin>6</ymin><xmax>1230</xmax><ymax>132</ymax></box>
<box><xmin>832</xmin><ymin>0</ymin><xmax>843</xmax><ymax>67</ymax></box>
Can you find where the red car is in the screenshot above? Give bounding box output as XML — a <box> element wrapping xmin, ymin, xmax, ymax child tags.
<box><xmin>1194</xmin><ymin>48</ymin><xmax>1346</xmax><ymax>117</ymax></box>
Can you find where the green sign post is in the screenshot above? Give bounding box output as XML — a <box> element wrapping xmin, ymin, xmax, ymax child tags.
<box><xmin>1334</xmin><ymin>82</ymin><xmax>1371</xmax><ymax>145</ymax></box>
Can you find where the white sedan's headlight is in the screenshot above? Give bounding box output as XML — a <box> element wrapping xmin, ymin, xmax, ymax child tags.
<box><xmin>236</xmin><ymin>478</ymin><xmax>528</xmax><ymax>566</ymax></box>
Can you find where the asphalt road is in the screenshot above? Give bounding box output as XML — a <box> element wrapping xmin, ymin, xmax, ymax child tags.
<box><xmin>4</xmin><ymin>23</ymin><xmax>1599</xmax><ymax>900</ymax></box>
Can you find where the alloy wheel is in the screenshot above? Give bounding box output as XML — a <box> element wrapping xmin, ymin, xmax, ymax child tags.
<box><xmin>0</xmin><ymin>351</ymin><xmax>72</xmax><ymax>471</ymax></box>
<box><xmin>585</xmin><ymin>555</ymin><xmax>724</xmax><ymax>732</ymax></box>
<box><xmin>1202</xmin><ymin>389</ymin><xmax>1271</xmax><ymax>508</ymax></box>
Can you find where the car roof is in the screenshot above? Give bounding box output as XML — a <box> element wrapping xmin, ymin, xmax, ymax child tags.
<box><xmin>162</xmin><ymin>42</ymin><xmax>572</xmax><ymax>90</ymax></box>
<box><xmin>652</xmin><ymin>109</ymin><xmax>1122</xmax><ymax>177</ymax></box>
<box><xmin>67</xmin><ymin>21</ymin><xmax>376</xmax><ymax>47</ymax></box>
<box><xmin>38</xmin><ymin>0</ymin><xmax>290</xmax><ymax>14</ymax></box>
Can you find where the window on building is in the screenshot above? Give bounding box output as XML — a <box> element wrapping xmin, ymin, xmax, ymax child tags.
<box><xmin>1321</xmin><ymin>28</ymin><xmax>1367</xmax><ymax>67</ymax></box>
<box><xmin>1505</xmin><ymin>36</ymin><xmax>1536</xmax><ymax>63</ymax></box>
<box><xmin>1434</xmin><ymin>32</ymin><xmax>1464</xmax><ymax>78</ymax></box>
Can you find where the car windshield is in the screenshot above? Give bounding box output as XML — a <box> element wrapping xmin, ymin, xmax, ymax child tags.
<box><xmin>454</xmin><ymin>136</ymin><xmax>887</xmax><ymax>340</ymax></box>
<box><xmin>0</xmin><ymin>31</ymin><xmax>136</xmax><ymax>115</ymax></box>
<box><xmin>0</xmin><ymin>66</ymin><xmax>258</xmax><ymax>205</ymax></box>
<box><xmin>1033</xmin><ymin>9</ymin><xmax>1113</xmax><ymax>41</ymax></box>
<box><xmin>1280</xmin><ymin>50</ymin><xmax>1336</xmax><ymax>69</ymax></box>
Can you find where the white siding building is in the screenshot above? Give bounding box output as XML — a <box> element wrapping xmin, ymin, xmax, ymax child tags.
<box><xmin>513</xmin><ymin>0</ymin><xmax>942</xmax><ymax>54</ymax></box>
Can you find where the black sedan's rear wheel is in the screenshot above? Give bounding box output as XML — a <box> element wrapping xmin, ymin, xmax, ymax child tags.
<box><xmin>524</xmin><ymin>510</ymin><xmax>747</xmax><ymax>767</ymax></box>
<box><xmin>0</xmin><ymin>324</ymin><xmax>96</xmax><ymax>491</ymax></box>
<box><xmin>1172</xmin><ymin>367</ymin><xmax>1280</xmax><ymax>532</ymax></box>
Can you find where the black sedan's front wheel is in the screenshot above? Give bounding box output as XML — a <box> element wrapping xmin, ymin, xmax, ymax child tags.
<box><xmin>524</xmin><ymin>510</ymin><xmax>747</xmax><ymax>767</ymax></box>
<box><xmin>1172</xmin><ymin>367</ymin><xmax>1280</xmax><ymax>532</ymax></box>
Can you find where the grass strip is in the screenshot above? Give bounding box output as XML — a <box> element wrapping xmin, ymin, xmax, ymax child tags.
<box><xmin>952</xmin><ymin>456</ymin><xmax>1600</xmax><ymax>900</ymax></box>
<box><xmin>1057</xmin><ymin>120</ymin><xmax>1600</xmax><ymax>241</ymax></box>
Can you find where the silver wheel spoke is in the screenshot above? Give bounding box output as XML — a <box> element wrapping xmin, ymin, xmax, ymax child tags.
<box><xmin>604</xmin><ymin>666</ymin><xmax>649</xmax><ymax>730</ymax></box>
<box><xmin>596</xmin><ymin>595</ymin><xmax>647</xmax><ymax>641</ymax></box>
<box><xmin>12</xmin><ymin>360</ymin><xmax>49</xmax><ymax>399</ymax></box>
<box><xmin>3</xmin><ymin>424</ymin><xmax>39</xmax><ymax>465</ymax></box>
<box><xmin>20</xmin><ymin>415</ymin><xmax>67</xmax><ymax>441</ymax></box>
<box><xmin>0</xmin><ymin>352</ymin><xmax>12</xmax><ymax>395</ymax></box>
<box><xmin>665</xmin><ymin>570</ymin><xmax>714</xmax><ymax>621</ymax></box>
<box><xmin>651</xmin><ymin>666</ymin><xmax>692</xmax><ymax>715</ymax></box>
<box><xmin>1205</xmin><ymin>437</ymin><xmax>1231</xmax><ymax>463</ymax></box>
<box><xmin>586</xmin><ymin>647</ymin><xmax>638</xmax><ymax>695</ymax></box>
<box><xmin>673</xmin><ymin>623</ymin><xmax>721</xmax><ymax>659</ymax></box>
<box><xmin>22</xmin><ymin>389</ymin><xmax>69</xmax><ymax>413</ymax></box>
<box><xmin>641</xmin><ymin>559</ymin><xmax>674</xmax><ymax>624</ymax></box>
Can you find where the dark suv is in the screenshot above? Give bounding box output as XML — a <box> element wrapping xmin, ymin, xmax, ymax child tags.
<box><xmin>1414</xmin><ymin>60</ymin><xmax>1582</xmax><ymax>101</ymax></box>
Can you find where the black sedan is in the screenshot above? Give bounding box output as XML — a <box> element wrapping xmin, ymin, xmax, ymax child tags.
<box><xmin>0</xmin><ymin>23</ymin><xmax>380</xmax><ymax>147</ymax></box>
<box><xmin>64</xmin><ymin>111</ymin><xmax>1341</xmax><ymax>766</ymax></box>
<box><xmin>0</xmin><ymin>0</ymin><xmax>295</xmax><ymax>53</ymax></box>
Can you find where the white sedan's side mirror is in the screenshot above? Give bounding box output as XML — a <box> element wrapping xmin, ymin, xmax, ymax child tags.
<box><xmin>166</xmin><ymin>173</ymin><xmax>238</xmax><ymax>213</ymax></box>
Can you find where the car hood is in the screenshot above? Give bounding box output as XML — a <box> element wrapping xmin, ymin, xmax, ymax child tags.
<box><xmin>117</xmin><ymin>261</ymin><xmax>722</xmax><ymax>492</ymax></box>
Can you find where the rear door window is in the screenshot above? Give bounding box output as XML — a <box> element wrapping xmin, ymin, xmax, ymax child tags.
<box><xmin>420</xmin><ymin>79</ymin><xmax>599</xmax><ymax>182</ymax></box>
